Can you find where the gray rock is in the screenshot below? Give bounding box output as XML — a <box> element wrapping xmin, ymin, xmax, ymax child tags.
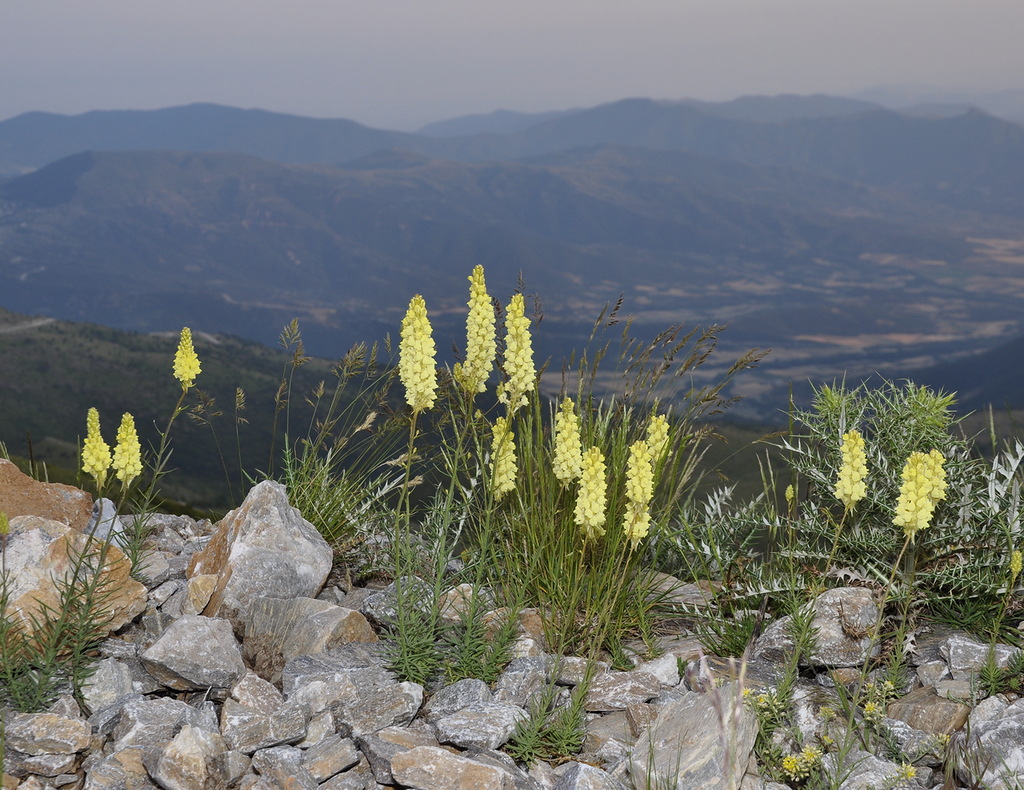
<box><xmin>250</xmin><ymin>745</ymin><xmax>318</xmax><ymax>790</ymax></box>
<box><xmin>186</xmin><ymin>480</ymin><xmax>333</xmax><ymax>634</ymax></box>
<box><xmin>584</xmin><ymin>671</ymin><xmax>660</xmax><ymax>712</ymax></box>
<box><xmin>886</xmin><ymin>686</ymin><xmax>971</xmax><ymax>735</ymax></box>
<box><xmin>220</xmin><ymin>698</ymin><xmax>308</xmax><ymax>754</ymax></box>
<box><xmin>434</xmin><ymin>701</ymin><xmax>527</xmax><ymax>749</ymax></box>
<box><xmin>390</xmin><ymin>745</ymin><xmax>520</xmax><ymax>790</ymax></box>
<box><xmin>242</xmin><ymin>596</ymin><xmax>377</xmax><ymax>684</ymax></box>
<box><xmin>110</xmin><ymin>697</ymin><xmax>215</xmax><ymax>765</ymax></box>
<box><xmin>552</xmin><ymin>761</ymin><xmax>629</xmax><ymax>790</ymax></box>
<box><xmin>359</xmin><ymin>576</ymin><xmax>433</xmax><ymax>628</ymax></box>
<box><xmin>230</xmin><ymin>670</ymin><xmax>285</xmax><ymax>715</ymax></box>
<box><xmin>317</xmin><ymin>756</ymin><xmax>379</xmax><ymax>790</ymax></box>
<box><xmin>628</xmin><ymin>682</ymin><xmax>756</xmax><ymax>790</ymax></box>
<box><xmin>421</xmin><ymin>677</ymin><xmax>493</xmax><ymax>721</ymax></box>
<box><xmin>915</xmin><ymin>659</ymin><xmax>949</xmax><ymax>687</ymax></box>
<box><xmin>147</xmin><ymin>724</ymin><xmax>232</xmax><ymax>790</ymax></box>
<box><xmin>494</xmin><ymin>656</ymin><xmax>551</xmax><ymax>707</ymax></box>
<box><xmin>753</xmin><ymin>587</ymin><xmax>879</xmax><ymax>668</ymax></box>
<box><xmin>140</xmin><ymin>614</ymin><xmax>246</xmax><ymax>690</ymax></box>
<box><xmin>552</xmin><ymin>656</ymin><xmax>606</xmax><ymax>687</ymax></box>
<box><xmin>355</xmin><ymin>725</ymin><xmax>441</xmax><ymax>784</ymax></box>
<box><xmin>822</xmin><ymin>749</ymin><xmax>928</xmax><ymax>790</ymax></box>
<box><xmin>959</xmin><ymin>701</ymin><xmax>1024</xmax><ymax>790</ymax></box>
<box><xmin>631</xmin><ymin>654</ymin><xmax>680</xmax><ymax>688</ymax></box>
<box><xmin>5</xmin><ymin>711</ymin><xmax>91</xmax><ymax>755</ymax></box>
<box><xmin>940</xmin><ymin>633</ymin><xmax>1020</xmax><ymax>681</ymax></box>
<box><xmin>302</xmin><ymin>734</ymin><xmax>361</xmax><ymax>782</ymax></box>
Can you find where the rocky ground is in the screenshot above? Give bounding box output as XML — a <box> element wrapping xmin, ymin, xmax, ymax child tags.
<box><xmin>3</xmin><ymin>460</ymin><xmax>1024</xmax><ymax>790</ymax></box>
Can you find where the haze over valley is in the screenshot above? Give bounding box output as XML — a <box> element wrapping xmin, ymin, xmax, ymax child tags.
<box><xmin>2</xmin><ymin>94</ymin><xmax>1024</xmax><ymax>419</ymax></box>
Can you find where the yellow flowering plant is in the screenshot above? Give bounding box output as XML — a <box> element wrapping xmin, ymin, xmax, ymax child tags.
<box><xmin>82</xmin><ymin>407</ymin><xmax>112</xmax><ymax>491</ymax></box>
<box><xmin>574</xmin><ymin>446</ymin><xmax>608</xmax><ymax>542</ymax></box>
<box><xmin>497</xmin><ymin>293</ymin><xmax>535</xmax><ymax>411</ymax></box>
<box><xmin>551</xmin><ymin>397</ymin><xmax>582</xmax><ymax>486</ymax></box>
<box><xmin>112</xmin><ymin>413</ymin><xmax>143</xmax><ymax>488</ymax></box>
<box><xmin>399</xmin><ymin>294</ymin><xmax>438</xmax><ymax>415</ymax></box>
<box><xmin>834</xmin><ymin>429</ymin><xmax>868</xmax><ymax>511</ymax></box>
<box><xmin>453</xmin><ymin>265</ymin><xmax>496</xmax><ymax>397</ymax></box>
<box><xmin>173</xmin><ymin>327</ymin><xmax>201</xmax><ymax>392</ymax></box>
<box><xmin>490</xmin><ymin>416</ymin><xmax>517</xmax><ymax>501</ymax></box>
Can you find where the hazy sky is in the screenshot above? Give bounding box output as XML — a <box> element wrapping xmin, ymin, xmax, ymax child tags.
<box><xmin>4</xmin><ymin>0</ymin><xmax>1023</xmax><ymax>130</ymax></box>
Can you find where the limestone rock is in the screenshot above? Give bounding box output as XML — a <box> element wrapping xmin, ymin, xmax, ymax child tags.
<box><xmin>355</xmin><ymin>725</ymin><xmax>441</xmax><ymax>784</ymax></box>
<box><xmin>148</xmin><ymin>724</ymin><xmax>233</xmax><ymax>790</ymax></box>
<box><xmin>959</xmin><ymin>698</ymin><xmax>1024</xmax><ymax>790</ymax></box>
<box><xmin>3</xmin><ymin>515</ymin><xmax>147</xmax><ymax>638</ymax></box>
<box><xmin>301</xmin><ymin>734</ymin><xmax>361</xmax><ymax>782</ymax></box>
<box><xmin>940</xmin><ymin>633</ymin><xmax>1020</xmax><ymax>681</ymax></box>
<box><xmin>220</xmin><ymin>698</ymin><xmax>308</xmax><ymax>754</ymax></box>
<box><xmin>421</xmin><ymin>677</ymin><xmax>493</xmax><ymax>722</ymax></box>
<box><xmin>250</xmin><ymin>745</ymin><xmax>318</xmax><ymax>790</ymax></box>
<box><xmin>628</xmin><ymin>682</ymin><xmax>756</xmax><ymax>790</ymax></box>
<box><xmin>822</xmin><ymin>749</ymin><xmax>929</xmax><ymax>790</ymax></box>
<box><xmin>140</xmin><ymin>615</ymin><xmax>246</xmax><ymax>691</ymax></box>
<box><xmin>5</xmin><ymin>711</ymin><xmax>91</xmax><ymax>755</ymax></box>
<box><xmin>0</xmin><ymin>457</ymin><xmax>92</xmax><ymax>528</ymax></box>
<box><xmin>886</xmin><ymin>686</ymin><xmax>970</xmax><ymax>735</ymax></box>
<box><xmin>242</xmin><ymin>596</ymin><xmax>377</xmax><ymax>684</ymax></box>
<box><xmin>186</xmin><ymin>480</ymin><xmax>332</xmax><ymax>634</ymax></box>
<box><xmin>753</xmin><ymin>587</ymin><xmax>879</xmax><ymax>668</ymax></box>
<box><xmin>552</xmin><ymin>761</ymin><xmax>629</xmax><ymax>790</ymax></box>
<box><xmin>584</xmin><ymin>671</ymin><xmax>660</xmax><ymax>712</ymax></box>
<box><xmin>434</xmin><ymin>701</ymin><xmax>527</xmax><ymax>749</ymax></box>
<box><xmin>390</xmin><ymin>745</ymin><xmax>521</xmax><ymax>790</ymax></box>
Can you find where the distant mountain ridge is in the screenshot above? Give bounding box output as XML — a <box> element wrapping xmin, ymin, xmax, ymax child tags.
<box><xmin>3</xmin><ymin>93</ymin><xmax>1024</xmax><ymax>416</ymax></box>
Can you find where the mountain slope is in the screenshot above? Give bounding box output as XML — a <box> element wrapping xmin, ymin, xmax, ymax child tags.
<box><xmin>2</xmin><ymin>143</ymin><xmax>1023</xmax><ymax>421</ymax></box>
<box><xmin>0</xmin><ymin>104</ymin><xmax>421</xmax><ymax>174</ymax></box>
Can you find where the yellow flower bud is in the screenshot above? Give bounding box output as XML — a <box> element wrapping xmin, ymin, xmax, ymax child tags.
<box><xmin>497</xmin><ymin>293</ymin><xmax>535</xmax><ymax>411</ymax></box>
<box><xmin>453</xmin><ymin>265</ymin><xmax>496</xmax><ymax>396</ymax></box>
<box><xmin>623</xmin><ymin>440</ymin><xmax>655</xmax><ymax>548</ymax></box>
<box><xmin>575</xmin><ymin>446</ymin><xmax>607</xmax><ymax>541</ymax></box>
<box><xmin>552</xmin><ymin>398</ymin><xmax>582</xmax><ymax>486</ymax></box>
<box><xmin>399</xmin><ymin>295</ymin><xmax>438</xmax><ymax>414</ymax></box>
<box><xmin>112</xmin><ymin>412</ymin><xmax>143</xmax><ymax>487</ymax></box>
<box><xmin>173</xmin><ymin>327</ymin><xmax>202</xmax><ymax>391</ymax></box>
<box><xmin>82</xmin><ymin>407</ymin><xmax>111</xmax><ymax>489</ymax></box>
<box><xmin>490</xmin><ymin>416</ymin><xmax>517</xmax><ymax>500</ymax></box>
<box><xmin>834</xmin><ymin>429</ymin><xmax>868</xmax><ymax>510</ymax></box>
<box><xmin>646</xmin><ymin>414</ymin><xmax>670</xmax><ymax>462</ymax></box>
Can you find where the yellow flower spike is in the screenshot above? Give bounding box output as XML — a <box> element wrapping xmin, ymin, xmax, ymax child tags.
<box><xmin>1011</xmin><ymin>550</ymin><xmax>1022</xmax><ymax>582</ymax></box>
<box><xmin>497</xmin><ymin>293</ymin><xmax>535</xmax><ymax>411</ymax></box>
<box><xmin>834</xmin><ymin>429</ymin><xmax>868</xmax><ymax>511</ymax></box>
<box><xmin>575</xmin><ymin>446</ymin><xmax>608</xmax><ymax>542</ymax></box>
<box><xmin>398</xmin><ymin>295</ymin><xmax>438</xmax><ymax>414</ymax></box>
<box><xmin>0</xmin><ymin>511</ymin><xmax>9</xmax><ymax>536</ymax></box>
<box><xmin>623</xmin><ymin>440</ymin><xmax>655</xmax><ymax>549</ymax></box>
<box><xmin>173</xmin><ymin>327</ymin><xmax>202</xmax><ymax>391</ymax></box>
<box><xmin>453</xmin><ymin>265</ymin><xmax>497</xmax><ymax>396</ymax></box>
<box><xmin>490</xmin><ymin>416</ymin><xmax>517</xmax><ymax>500</ymax></box>
<box><xmin>552</xmin><ymin>397</ymin><xmax>582</xmax><ymax>486</ymax></box>
<box><xmin>82</xmin><ymin>407</ymin><xmax>112</xmax><ymax>489</ymax></box>
<box><xmin>893</xmin><ymin>449</ymin><xmax>947</xmax><ymax>542</ymax></box>
<box><xmin>112</xmin><ymin>413</ymin><xmax>143</xmax><ymax>487</ymax></box>
<box><xmin>645</xmin><ymin>413</ymin><xmax>670</xmax><ymax>462</ymax></box>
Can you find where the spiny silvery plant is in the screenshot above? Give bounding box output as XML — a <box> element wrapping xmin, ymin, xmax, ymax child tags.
<box><xmin>669</xmin><ymin>378</ymin><xmax>1024</xmax><ymax>651</ymax></box>
<box><xmin>392</xmin><ymin>265</ymin><xmax>760</xmax><ymax>663</ymax></box>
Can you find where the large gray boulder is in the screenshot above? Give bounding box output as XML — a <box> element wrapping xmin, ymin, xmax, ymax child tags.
<box><xmin>186</xmin><ymin>480</ymin><xmax>333</xmax><ymax>635</ymax></box>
